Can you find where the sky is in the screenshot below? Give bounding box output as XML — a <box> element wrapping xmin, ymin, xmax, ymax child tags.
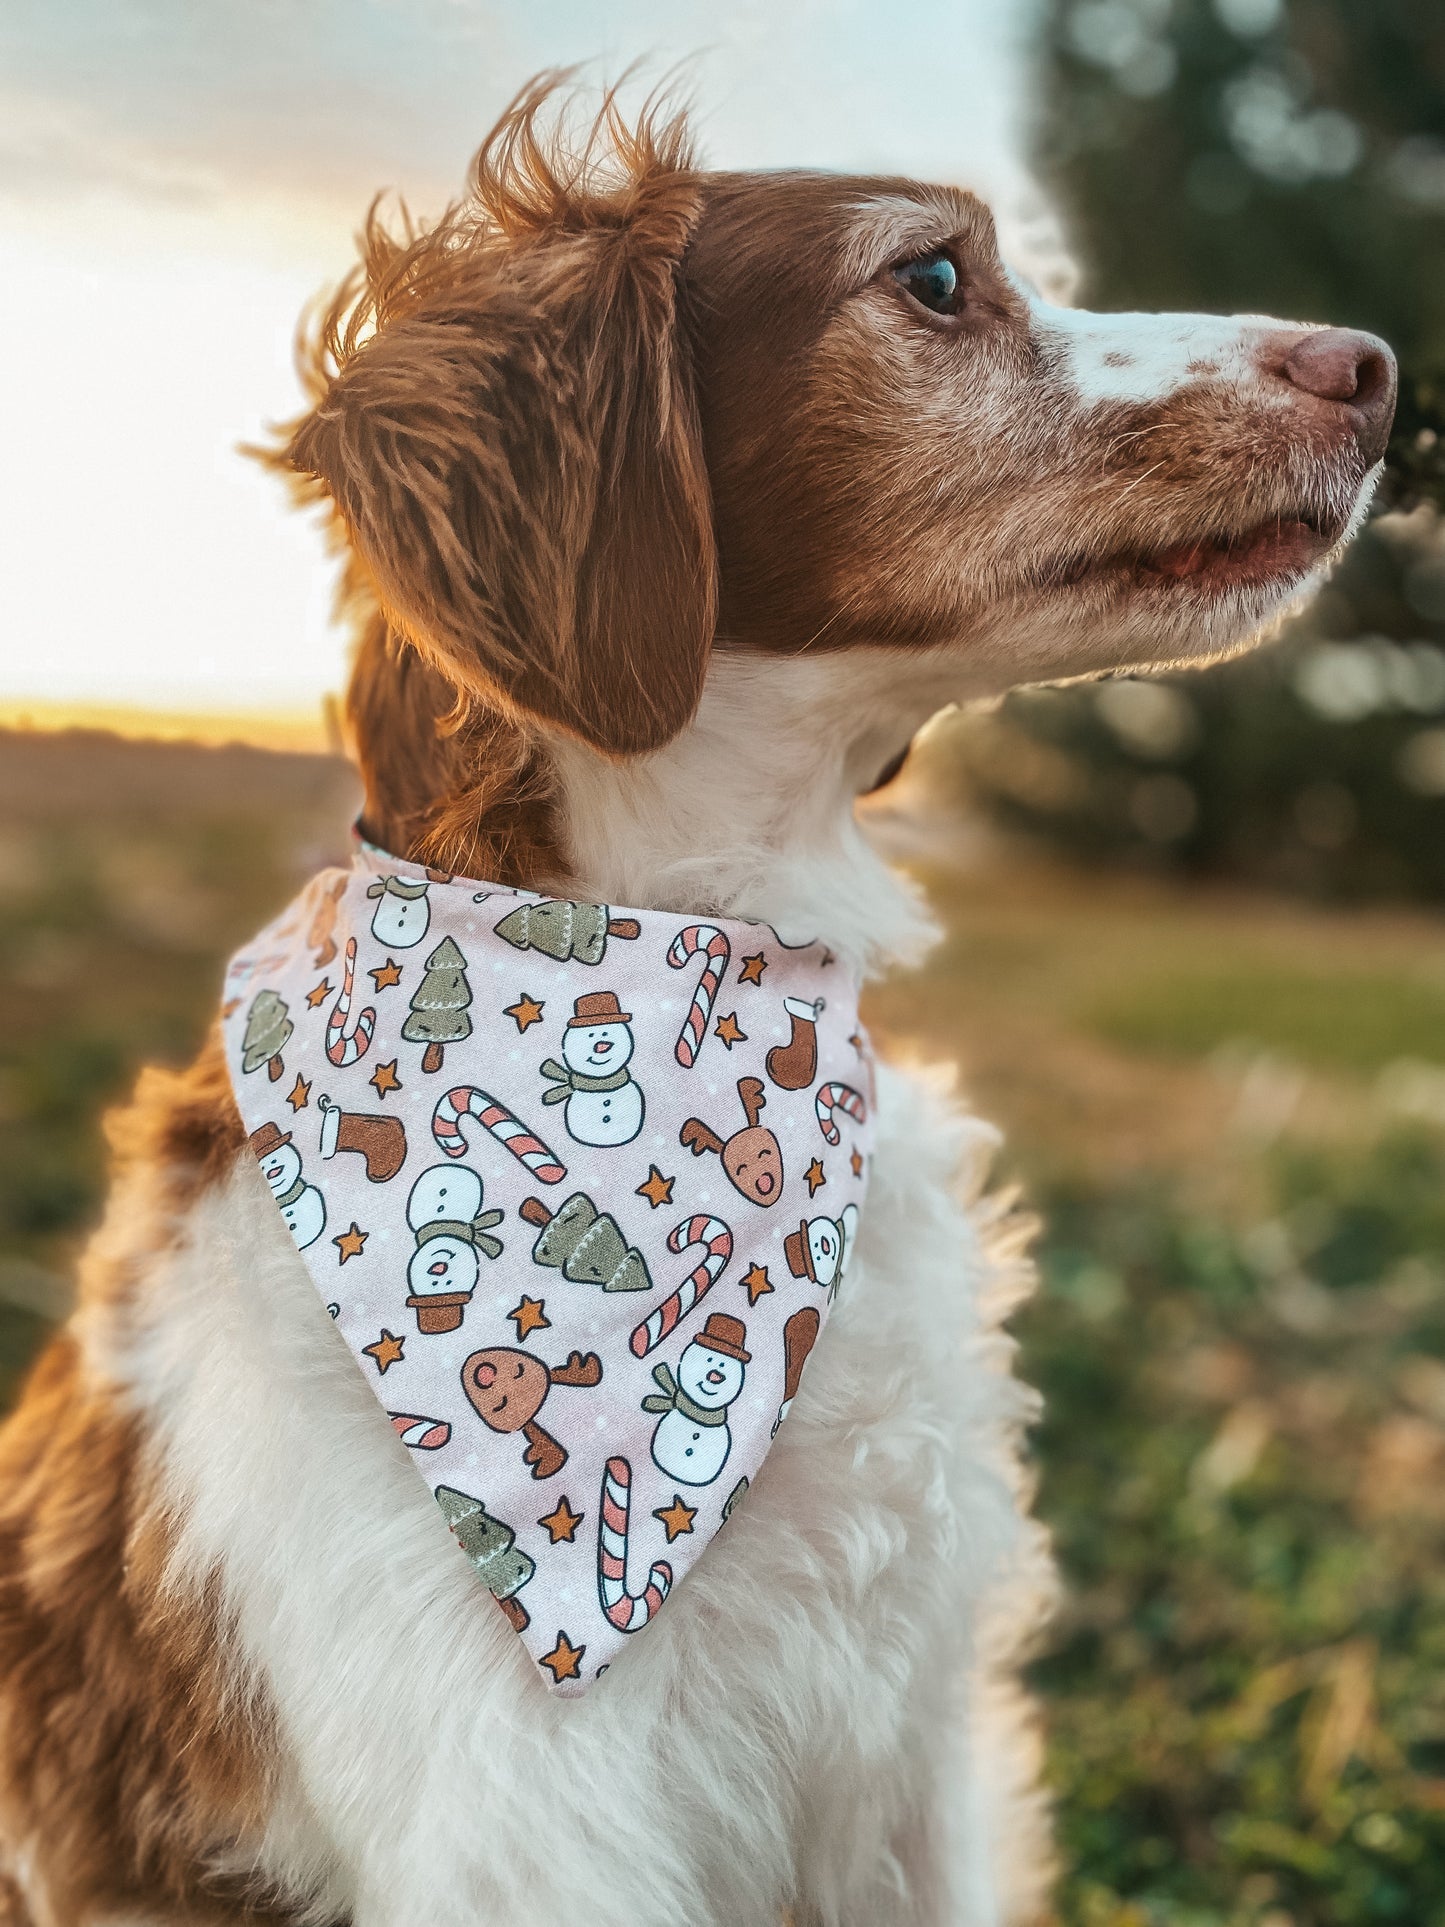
<box><xmin>0</xmin><ymin>0</ymin><xmax>1057</xmax><ymax>715</ymax></box>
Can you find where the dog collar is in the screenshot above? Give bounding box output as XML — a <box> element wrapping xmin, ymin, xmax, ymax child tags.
<box><xmin>222</xmin><ymin>843</ymin><xmax>874</xmax><ymax>1693</ymax></box>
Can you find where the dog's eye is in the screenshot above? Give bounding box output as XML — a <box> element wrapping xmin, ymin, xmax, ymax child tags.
<box><xmin>894</xmin><ymin>250</ymin><xmax>965</xmax><ymax>317</ymax></box>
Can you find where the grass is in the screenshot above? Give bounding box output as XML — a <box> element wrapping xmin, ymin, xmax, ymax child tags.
<box><xmin>1084</xmin><ymin>966</ymin><xmax>1445</xmax><ymax>1079</ymax></box>
<box><xmin>4</xmin><ymin>727</ymin><xmax>1445</xmax><ymax>1924</ymax></box>
<box><xmin>867</xmin><ymin>835</ymin><xmax>1445</xmax><ymax>1927</ymax></box>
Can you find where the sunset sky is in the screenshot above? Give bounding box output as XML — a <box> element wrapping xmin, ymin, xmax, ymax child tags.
<box><xmin>1</xmin><ymin>0</ymin><xmax>1052</xmax><ymax>717</ymax></box>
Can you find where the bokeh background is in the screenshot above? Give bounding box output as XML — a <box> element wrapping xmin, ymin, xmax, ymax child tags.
<box><xmin>4</xmin><ymin>4</ymin><xmax>1445</xmax><ymax>1924</ymax></box>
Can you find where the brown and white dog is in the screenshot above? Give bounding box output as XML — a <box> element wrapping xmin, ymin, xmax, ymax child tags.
<box><xmin>0</xmin><ymin>83</ymin><xmax>1394</xmax><ymax>1927</ymax></box>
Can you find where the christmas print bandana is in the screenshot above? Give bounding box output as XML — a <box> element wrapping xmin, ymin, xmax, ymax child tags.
<box><xmin>221</xmin><ymin>842</ymin><xmax>874</xmax><ymax>1693</ymax></box>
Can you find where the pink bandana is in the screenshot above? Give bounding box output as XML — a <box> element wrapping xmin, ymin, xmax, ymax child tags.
<box><xmin>221</xmin><ymin>844</ymin><xmax>873</xmax><ymax>1691</ymax></box>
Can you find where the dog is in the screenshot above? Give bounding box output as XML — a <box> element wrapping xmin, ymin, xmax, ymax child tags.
<box><xmin>0</xmin><ymin>80</ymin><xmax>1394</xmax><ymax>1927</ymax></box>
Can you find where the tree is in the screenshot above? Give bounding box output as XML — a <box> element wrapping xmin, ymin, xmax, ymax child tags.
<box><xmin>433</xmin><ymin>1486</ymin><xmax>534</xmax><ymax>1629</ymax></box>
<box><xmin>240</xmin><ymin>989</ymin><xmax>292</xmax><ymax>1081</ymax></box>
<box><xmin>401</xmin><ymin>936</ymin><xmax>472</xmax><ymax>1073</ymax></box>
<box><xmin>520</xmin><ymin>1193</ymin><xmax>654</xmax><ymax>1292</ymax></box>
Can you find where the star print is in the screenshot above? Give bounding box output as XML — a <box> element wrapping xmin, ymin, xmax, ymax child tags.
<box><xmin>334</xmin><ymin>1221</ymin><xmax>369</xmax><ymax>1263</ymax></box>
<box><xmin>820</xmin><ymin>948</ymin><xmax>836</xmax><ymax>968</ymax></box>
<box><xmin>850</xmin><ymin>1148</ymin><xmax>864</xmax><ymax>1178</ymax></box>
<box><xmin>804</xmin><ymin>1158</ymin><xmax>826</xmax><ymax>1196</ymax></box>
<box><xmin>363</xmin><ymin>1328</ymin><xmax>404</xmax><ymax>1374</ymax></box>
<box><xmin>287</xmin><ymin>1074</ymin><xmax>311</xmax><ymax>1112</ymax></box>
<box><xmin>636</xmin><ymin>1166</ymin><xmax>675</xmax><ymax>1210</ymax></box>
<box><xmin>305</xmin><ymin>978</ymin><xmax>332</xmax><ymax>1009</ymax></box>
<box><xmin>741</xmin><ymin>1262</ymin><xmax>773</xmax><ymax>1305</ymax></box>
<box><xmin>370</xmin><ymin>1059</ymin><xmax>402</xmax><ymax>1098</ymax></box>
<box><xmin>505</xmin><ymin>993</ymin><xmax>546</xmax><ymax>1033</ymax></box>
<box><xmin>738</xmin><ymin>952</ymin><xmax>767</xmax><ymax>985</ymax></box>
<box><xmin>653</xmin><ymin>1495</ymin><xmax>697</xmax><ymax>1542</ymax></box>
<box><xmin>714</xmin><ymin>1012</ymin><xmax>747</xmax><ymax>1049</ymax></box>
<box><xmin>369</xmin><ymin>957</ymin><xmax>403</xmax><ymax>990</ymax></box>
<box><xmin>539</xmin><ymin>1497</ymin><xmax>583</xmax><ymax>1544</ymax></box>
<box><xmin>509</xmin><ymin>1295</ymin><xmax>550</xmax><ymax>1339</ymax></box>
<box><xmin>540</xmin><ymin>1631</ymin><xmax>585</xmax><ymax>1683</ymax></box>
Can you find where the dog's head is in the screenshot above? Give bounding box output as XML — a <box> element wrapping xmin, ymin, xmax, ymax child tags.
<box><xmin>278</xmin><ymin>81</ymin><xmax>1393</xmax><ymax>862</ymax></box>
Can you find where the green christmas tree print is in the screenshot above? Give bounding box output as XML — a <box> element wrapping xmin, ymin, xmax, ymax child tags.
<box><xmin>240</xmin><ymin>989</ymin><xmax>292</xmax><ymax>1081</ymax></box>
<box><xmin>401</xmin><ymin>935</ymin><xmax>473</xmax><ymax>1073</ymax></box>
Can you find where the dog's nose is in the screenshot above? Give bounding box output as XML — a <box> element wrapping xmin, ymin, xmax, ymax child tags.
<box><xmin>1278</xmin><ymin>327</ymin><xmax>1397</xmax><ymax>465</ymax></box>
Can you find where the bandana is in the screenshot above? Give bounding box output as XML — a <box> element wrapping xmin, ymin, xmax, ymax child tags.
<box><xmin>221</xmin><ymin>842</ymin><xmax>874</xmax><ymax>1693</ymax></box>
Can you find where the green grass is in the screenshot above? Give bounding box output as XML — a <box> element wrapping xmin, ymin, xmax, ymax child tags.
<box><xmin>865</xmin><ymin>843</ymin><xmax>1445</xmax><ymax>1925</ymax></box>
<box><xmin>1083</xmin><ymin>965</ymin><xmax>1445</xmax><ymax>1078</ymax></box>
<box><xmin>1025</xmin><ymin>1138</ymin><xmax>1445</xmax><ymax>1926</ymax></box>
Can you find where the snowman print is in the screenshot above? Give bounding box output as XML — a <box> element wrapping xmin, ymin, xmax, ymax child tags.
<box><xmin>404</xmin><ymin>1164</ymin><xmax>503</xmax><ymax>1335</ymax></box>
<box><xmin>540</xmin><ymin>992</ymin><xmax>645</xmax><ymax>1148</ymax></box>
<box><xmin>643</xmin><ymin>1313</ymin><xmax>750</xmax><ymax>1487</ymax></box>
<box><xmin>249</xmin><ymin>1123</ymin><xmax>326</xmax><ymax>1250</ymax></box>
<box><xmin>365</xmin><ymin>874</ymin><xmax>431</xmax><ymax>949</ymax></box>
<box><xmin>783</xmin><ymin>1202</ymin><xmax>860</xmax><ymax>1298</ymax></box>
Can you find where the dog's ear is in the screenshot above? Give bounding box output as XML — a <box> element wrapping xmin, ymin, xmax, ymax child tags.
<box><xmin>287</xmin><ymin>167</ymin><xmax>716</xmax><ymax>758</ymax></box>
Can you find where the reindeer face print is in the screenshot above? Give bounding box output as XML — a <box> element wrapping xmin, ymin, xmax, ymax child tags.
<box><xmin>680</xmin><ymin>1076</ymin><xmax>785</xmax><ymax>1208</ymax></box>
<box><xmin>722</xmin><ymin>1126</ymin><xmax>782</xmax><ymax>1206</ymax></box>
<box><xmin>463</xmin><ymin>1348</ymin><xmax>550</xmax><ymax>1434</ymax></box>
<box><xmin>461</xmin><ymin>1346</ymin><xmax>605</xmax><ymax>1481</ymax></box>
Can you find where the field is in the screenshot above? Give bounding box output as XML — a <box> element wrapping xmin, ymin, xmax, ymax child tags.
<box><xmin>3</xmin><ymin>726</ymin><xmax>1445</xmax><ymax>1925</ymax></box>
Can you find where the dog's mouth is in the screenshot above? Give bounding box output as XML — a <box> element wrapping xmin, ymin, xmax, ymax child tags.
<box><xmin>1135</xmin><ymin>510</ymin><xmax>1345</xmax><ymax>589</ymax></box>
<box><xmin>1061</xmin><ymin>507</ymin><xmax>1347</xmax><ymax>597</ymax></box>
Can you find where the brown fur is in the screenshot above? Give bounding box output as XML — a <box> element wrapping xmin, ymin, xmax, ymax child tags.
<box><xmin>343</xmin><ymin>611</ymin><xmax>563</xmax><ymax>884</ymax></box>
<box><xmin>0</xmin><ymin>1044</ymin><xmax>291</xmax><ymax>1923</ymax></box>
<box><xmin>0</xmin><ymin>1336</ymin><xmax>290</xmax><ymax>1924</ymax></box>
<box><xmin>271</xmin><ymin>81</ymin><xmax>717</xmax><ymax>765</ymax></box>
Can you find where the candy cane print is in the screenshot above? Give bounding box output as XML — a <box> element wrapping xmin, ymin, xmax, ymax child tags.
<box><xmin>815</xmin><ymin>1081</ymin><xmax>866</xmax><ymax>1146</ymax></box>
<box><xmin>389</xmin><ymin>1412</ymin><xmax>451</xmax><ymax>1451</ymax></box>
<box><xmin>325</xmin><ymin>937</ymin><xmax>376</xmax><ymax>1067</ymax></box>
<box><xmin>431</xmin><ymin>1087</ymin><xmax>567</xmax><ymax>1185</ymax></box>
<box><xmin>597</xmin><ymin>1457</ymin><xmax>673</xmax><ymax>1634</ymax></box>
<box><xmin>630</xmin><ymin>1214</ymin><xmax>733</xmax><ymax>1358</ymax></box>
<box><xmin>667</xmin><ymin>924</ymin><xmax>731</xmax><ymax>1068</ymax></box>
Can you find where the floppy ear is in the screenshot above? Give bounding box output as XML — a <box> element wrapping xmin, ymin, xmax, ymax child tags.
<box><xmin>287</xmin><ymin>170</ymin><xmax>717</xmax><ymax>757</ymax></box>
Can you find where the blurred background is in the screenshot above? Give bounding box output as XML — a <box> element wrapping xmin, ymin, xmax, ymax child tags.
<box><xmin>3</xmin><ymin>3</ymin><xmax>1445</xmax><ymax>1923</ymax></box>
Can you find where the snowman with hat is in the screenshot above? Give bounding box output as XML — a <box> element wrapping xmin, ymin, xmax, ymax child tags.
<box><xmin>540</xmin><ymin>992</ymin><xmax>645</xmax><ymax>1147</ymax></box>
<box><xmin>365</xmin><ymin>873</ymin><xmax>431</xmax><ymax>949</ymax></box>
<box><xmin>643</xmin><ymin>1313</ymin><xmax>751</xmax><ymax>1487</ymax></box>
<box><xmin>784</xmin><ymin>1201</ymin><xmax>860</xmax><ymax>1299</ymax></box>
<box><xmin>404</xmin><ymin>1165</ymin><xmax>504</xmax><ymax>1335</ymax></box>
<box><xmin>249</xmin><ymin>1122</ymin><xmax>326</xmax><ymax>1250</ymax></box>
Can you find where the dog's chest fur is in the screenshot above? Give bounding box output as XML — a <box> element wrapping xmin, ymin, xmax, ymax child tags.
<box><xmin>79</xmin><ymin>1049</ymin><xmax>1044</xmax><ymax>1927</ymax></box>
